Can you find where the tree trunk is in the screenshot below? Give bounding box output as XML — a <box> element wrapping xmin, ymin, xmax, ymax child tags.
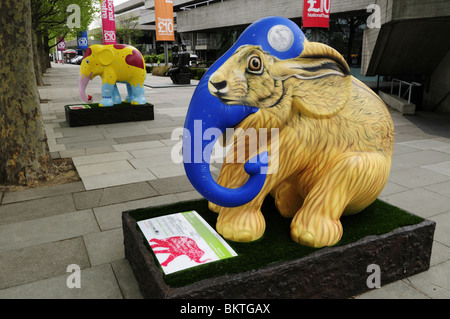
<box><xmin>36</xmin><ymin>29</ymin><xmax>47</xmax><ymax>75</ymax></box>
<box><xmin>0</xmin><ymin>0</ymin><xmax>51</xmax><ymax>185</ymax></box>
<box><xmin>32</xmin><ymin>27</ymin><xmax>45</xmax><ymax>86</ymax></box>
<box><xmin>43</xmin><ymin>31</ymin><xmax>52</xmax><ymax>69</ymax></box>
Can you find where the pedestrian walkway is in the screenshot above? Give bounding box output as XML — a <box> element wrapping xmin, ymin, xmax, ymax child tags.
<box><xmin>0</xmin><ymin>62</ymin><xmax>449</xmax><ymax>298</ymax></box>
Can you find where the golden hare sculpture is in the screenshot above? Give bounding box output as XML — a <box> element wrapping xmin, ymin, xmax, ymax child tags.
<box><xmin>205</xmin><ymin>42</ymin><xmax>394</xmax><ymax>248</ymax></box>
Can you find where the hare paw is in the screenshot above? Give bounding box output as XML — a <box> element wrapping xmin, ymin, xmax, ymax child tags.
<box><xmin>290</xmin><ymin>215</ymin><xmax>343</xmax><ymax>248</ymax></box>
<box><xmin>216</xmin><ymin>208</ymin><xmax>265</xmax><ymax>242</ymax></box>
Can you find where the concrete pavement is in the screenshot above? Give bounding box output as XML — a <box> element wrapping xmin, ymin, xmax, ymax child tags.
<box><xmin>0</xmin><ymin>62</ymin><xmax>449</xmax><ymax>299</ymax></box>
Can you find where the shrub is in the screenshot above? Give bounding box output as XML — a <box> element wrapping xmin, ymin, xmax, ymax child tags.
<box><xmin>190</xmin><ymin>68</ymin><xmax>207</xmax><ymax>80</ymax></box>
<box><xmin>143</xmin><ymin>55</ymin><xmax>152</xmax><ymax>63</ymax></box>
<box><xmin>152</xmin><ymin>66</ymin><xmax>170</xmax><ymax>76</ymax></box>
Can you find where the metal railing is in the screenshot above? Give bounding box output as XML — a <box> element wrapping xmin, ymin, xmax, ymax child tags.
<box><xmin>196</xmin><ymin>39</ymin><xmax>217</xmax><ymax>46</ymax></box>
<box><xmin>390</xmin><ymin>78</ymin><xmax>422</xmax><ymax>104</ymax></box>
<box><xmin>180</xmin><ymin>0</ymin><xmax>224</xmax><ymax>11</ymax></box>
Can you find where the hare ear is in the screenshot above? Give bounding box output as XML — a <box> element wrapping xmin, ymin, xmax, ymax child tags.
<box><xmin>272</xmin><ymin>42</ymin><xmax>352</xmax><ymax>118</ymax></box>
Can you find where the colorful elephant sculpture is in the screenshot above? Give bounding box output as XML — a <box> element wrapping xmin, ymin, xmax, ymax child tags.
<box><xmin>79</xmin><ymin>44</ymin><xmax>147</xmax><ymax>106</ymax></box>
<box><xmin>182</xmin><ymin>17</ymin><xmax>394</xmax><ymax>248</ymax></box>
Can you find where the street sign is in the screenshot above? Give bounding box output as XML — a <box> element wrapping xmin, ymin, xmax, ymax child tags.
<box><xmin>57</xmin><ymin>37</ymin><xmax>66</xmax><ymax>51</ymax></box>
<box><xmin>155</xmin><ymin>0</ymin><xmax>175</xmax><ymax>41</ymax></box>
<box><xmin>101</xmin><ymin>0</ymin><xmax>117</xmax><ymax>45</ymax></box>
<box><xmin>77</xmin><ymin>31</ymin><xmax>89</xmax><ymax>50</ymax></box>
<box><xmin>302</xmin><ymin>0</ymin><xmax>331</xmax><ymax>28</ymax></box>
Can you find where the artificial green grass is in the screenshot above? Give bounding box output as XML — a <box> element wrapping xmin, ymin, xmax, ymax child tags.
<box><xmin>128</xmin><ymin>196</ymin><xmax>424</xmax><ymax>288</ymax></box>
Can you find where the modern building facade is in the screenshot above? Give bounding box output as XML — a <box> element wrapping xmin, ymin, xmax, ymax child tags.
<box><xmin>113</xmin><ymin>0</ymin><xmax>450</xmax><ymax>112</ymax></box>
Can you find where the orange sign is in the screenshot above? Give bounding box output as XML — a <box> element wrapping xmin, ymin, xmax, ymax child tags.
<box><xmin>155</xmin><ymin>0</ymin><xmax>175</xmax><ymax>41</ymax></box>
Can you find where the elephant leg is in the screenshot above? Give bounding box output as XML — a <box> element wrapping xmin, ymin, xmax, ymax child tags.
<box><xmin>99</xmin><ymin>83</ymin><xmax>115</xmax><ymax>107</ymax></box>
<box><xmin>124</xmin><ymin>83</ymin><xmax>134</xmax><ymax>103</ymax></box>
<box><xmin>131</xmin><ymin>84</ymin><xmax>146</xmax><ymax>105</ymax></box>
<box><xmin>290</xmin><ymin>152</ymin><xmax>390</xmax><ymax>248</ymax></box>
<box><xmin>112</xmin><ymin>84</ymin><xmax>121</xmax><ymax>105</ymax></box>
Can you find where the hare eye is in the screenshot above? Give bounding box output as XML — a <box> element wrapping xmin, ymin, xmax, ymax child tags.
<box><xmin>248</xmin><ymin>56</ymin><xmax>262</xmax><ymax>74</ymax></box>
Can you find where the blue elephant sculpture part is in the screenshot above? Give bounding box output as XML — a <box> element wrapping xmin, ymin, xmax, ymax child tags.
<box><xmin>183</xmin><ymin>16</ymin><xmax>306</xmax><ymax>207</ymax></box>
<box><xmin>101</xmin><ymin>83</ymin><xmax>146</xmax><ymax>107</ymax></box>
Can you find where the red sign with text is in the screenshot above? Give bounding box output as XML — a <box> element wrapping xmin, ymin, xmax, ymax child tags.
<box><xmin>101</xmin><ymin>0</ymin><xmax>117</xmax><ymax>44</ymax></box>
<box><xmin>155</xmin><ymin>0</ymin><xmax>175</xmax><ymax>41</ymax></box>
<box><xmin>57</xmin><ymin>37</ymin><xmax>66</xmax><ymax>51</ymax></box>
<box><xmin>302</xmin><ymin>0</ymin><xmax>331</xmax><ymax>28</ymax></box>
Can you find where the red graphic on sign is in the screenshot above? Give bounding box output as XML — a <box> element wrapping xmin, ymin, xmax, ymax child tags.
<box><xmin>149</xmin><ymin>236</ymin><xmax>211</xmax><ymax>267</ymax></box>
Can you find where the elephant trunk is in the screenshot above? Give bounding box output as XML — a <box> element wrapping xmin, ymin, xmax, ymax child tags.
<box><xmin>79</xmin><ymin>72</ymin><xmax>93</xmax><ymax>103</ymax></box>
<box><xmin>183</xmin><ymin>88</ymin><xmax>268</xmax><ymax>208</ymax></box>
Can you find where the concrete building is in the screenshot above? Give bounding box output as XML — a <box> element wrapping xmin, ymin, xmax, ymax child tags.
<box><xmin>112</xmin><ymin>0</ymin><xmax>450</xmax><ymax>112</ymax></box>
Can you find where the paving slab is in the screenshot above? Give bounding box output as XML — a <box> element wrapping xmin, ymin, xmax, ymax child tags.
<box><xmin>0</xmin><ymin>194</ymin><xmax>76</xmax><ymax>225</ymax></box>
<box><xmin>148</xmin><ymin>163</ymin><xmax>189</xmax><ymax>178</ymax></box>
<box><xmin>114</xmin><ymin>133</ymin><xmax>164</xmax><ymax>144</ymax></box>
<box><xmin>380</xmin><ymin>188</ymin><xmax>450</xmax><ymax>218</ymax></box>
<box><xmin>0</xmin><ymin>209</ymin><xmax>99</xmax><ymax>253</ymax></box>
<box><xmin>76</xmin><ymin>160</ymin><xmax>135</xmax><ymax>178</ymax></box>
<box><xmin>81</xmin><ymin>168</ymin><xmax>157</xmax><ymax>190</ymax></box>
<box><xmin>424</xmin><ymin>180</ymin><xmax>450</xmax><ymax>197</ymax></box>
<box><xmin>405</xmin><ymin>260</ymin><xmax>450</xmax><ymax>299</ymax></box>
<box><xmin>83</xmin><ymin>228</ymin><xmax>124</xmax><ymax>267</ymax></box>
<box><xmin>93</xmin><ymin>194</ymin><xmax>178</xmax><ymax>231</ymax></box>
<box><xmin>73</xmin><ymin>189</ymin><xmax>104</xmax><ymax>210</ymax></box>
<box><xmin>390</xmin><ymin>150</ymin><xmax>450</xmax><ymax>170</ymax></box>
<box><xmin>422</xmin><ymin>160</ymin><xmax>450</xmax><ymax>176</ymax></box>
<box><xmin>379</xmin><ymin>181</ymin><xmax>410</xmax><ymax>197</ymax></box>
<box><xmin>1</xmin><ymin>182</ymin><xmax>84</xmax><ymax>204</ymax></box>
<box><xmin>56</xmin><ymin>133</ymin><xmax>107</xmax><ymax>145</ymax></box>
<box><xmin>0</xmin><ymin>264</ymin><xmax>123</xmax><ymax>299</ymax></box>
<box><xmin>354</xmin><ymin>280</ymin><xmax>429</xmax><ymax>299</ymax></box>
<box><xmin>129</xmin><ymin>146</ymin><xmax>173</xmax><ymax>159</ymax></box>
<box><xmin>112</xmin><ymin>140</ymin><xmax>165</xmax><ymax>151</ymax></box>
<box><xmin>72</xmin><ymin>151</ymin><xmax>133</xmax><ymax>166</ymax></box>
<box><xmin>0</xmin><ymin>237</ymin><xmax>90</xmax><ymax>290</ymax></box>
<box><xmin>148</xmin><ymin>175</ymin><xmax>195</xmax><ymax>195</ymax></box>
<box><xmin>398</xmin><ymin>138</ymin><xmax>450</xmax><ymax>151</ymax></box>
<box><xmin>429</xmin><ymin>211</ymin><xmax>450</xmax><ymax>247</ymax></box>
<box><xmin>64</xmin><ymin>138</ymin><xmax>117</xmax><ymax>150</ymax></box>
<box><xmin>430</xmin><ymin>241</ymin><xmax>450</xmax><ymax>267</ymax></box>
<box><xmin>388</xmin><ymin>166</ymin><xmax>450</xmax><ymax>189</ymax></box>
<box><xmin>98</xmin><ymin>181</ymin><xmax>159</xmax><ymax>206</ymax></box>
<box><xmin>110</xmin><ymin>259</ymin><xmax>143</xmax><ymax>299</ymax></box>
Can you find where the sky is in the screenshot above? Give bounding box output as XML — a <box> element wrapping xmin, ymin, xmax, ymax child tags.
<box><xmin>114</xmin><ymin>0</ymin><xmax>128</xmax><ymax>6</ymax></box>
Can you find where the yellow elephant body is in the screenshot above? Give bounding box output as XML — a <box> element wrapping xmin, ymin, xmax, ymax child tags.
<box><xmin>79</xmin><ymin>44</ymin><xmax>147</xmax><ymax>106</ymax></box>
<box><xmin>208</xmin><ymin>42</ymin><xmax>394</xmax><ymax>248</ymax></box>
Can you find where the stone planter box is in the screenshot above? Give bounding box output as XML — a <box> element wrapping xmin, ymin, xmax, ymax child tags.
<box><xmin>123</xmin><ymin>199</ymin><xmax>435</xmax><ymax>299</ymax></box>
<box><xmin>64</xmin><ymin>103</ymin><xmax>154</xmax><ymax>127</ymax></box>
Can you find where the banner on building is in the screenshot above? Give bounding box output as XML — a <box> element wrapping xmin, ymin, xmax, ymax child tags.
<box><xmin>101</xmin><ymin>0</ymin><xmax>117</xmax><ymax>45</ymax></box>
<box><xmin>302</xmin><ymin>0</ymin><xmax>331</xmax><ymax>28</ymax></box>
<box><xmin>77</xmin><ymin>31</ymin><xmax>89</xmax><ymax>50</ymax></box>
<box><xmin>155</xmin><ymin>0</ymin><xmax>175</xmax><ymax>41</ymax></box>
<box><xmin>57</xmin><ymin>37</ymin><xmax>66</xmax><ymax>51</ymax></box>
